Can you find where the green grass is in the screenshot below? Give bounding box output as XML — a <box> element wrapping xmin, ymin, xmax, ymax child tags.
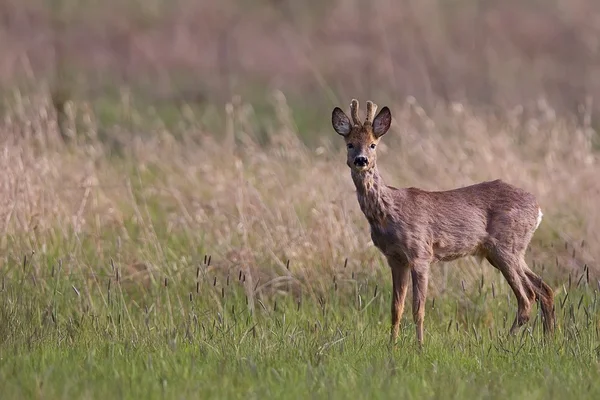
<box><xmin>1</xmin><ymin>249</ymin><xmax>599</xmax><ymax>399</ymax></box>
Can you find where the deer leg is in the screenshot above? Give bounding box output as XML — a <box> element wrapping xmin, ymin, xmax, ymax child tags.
<box><xmin>517</xmin><ymin>265</ymin><xmax>537</xmax><ymax>310</ymax></box>
<box><xmin>520</xmin><ymin>259</ymin><xmax>555</xmax><ymax>334</ymax></box>
<box><xmin>487</xmin><ymin>254</ymin><xmax>532</xmax><ymax>335</ymax></box>
<box><xmin>390</xmin><ymin>260</ymin><xmax>410</xmax><ymax>345</ymax></box>
<box><xmin>411</xmin><ymin>263</ymin><xmax>429</xmax><ymax>346</ymax></box>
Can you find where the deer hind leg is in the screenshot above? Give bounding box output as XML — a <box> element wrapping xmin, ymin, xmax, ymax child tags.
<box><xmin>486</xmin><ymin>253</ymin><xmax>532</xmax><ymax>335</ymax></box>
<box><xmin>520</xmin><ymin>259</ymin><xmax>555</xmax><ymax>334</ymax></box>
<box><xmin>389</xmin><ymin>259</ymin><xmax>410</xmax><ymax>345</ymax></box>
<box><xmin>411</xmin><ymin>263</ymin><xmax>429</xmax><ymax>346</ymax></box>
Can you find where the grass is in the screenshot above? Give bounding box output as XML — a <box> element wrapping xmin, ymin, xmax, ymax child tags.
<box><xmin>0</xmin><ymin>89</ymin><xmax>598</xmax><ymax>398</ymax></box>
<box><xmin>1</xmin><ymin>252</ymin><xmax>600</xmax><ymax>399</ymax></box>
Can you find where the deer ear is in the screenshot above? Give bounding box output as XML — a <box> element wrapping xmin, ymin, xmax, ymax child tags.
<box><xmin>332</xmin><ymin>107</ymin><xmax>352</xmax><ymax>136</ymax></box>
<box><xmin>372</xmin><ymin>106</ymin><xmax>392</xmax><ymax>138</ymax></box>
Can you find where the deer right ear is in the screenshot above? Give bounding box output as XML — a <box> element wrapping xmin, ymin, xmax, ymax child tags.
<box><xmin>332</xmin><ymin>107</ymin><xmax>352</xmax><ymax>136</ymax></box>
<box><xmin>372</xmin><ymin>106</ymin><xmax>392</xmax><ymax>138</ymax></box>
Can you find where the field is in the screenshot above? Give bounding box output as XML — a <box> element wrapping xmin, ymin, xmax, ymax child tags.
<box><xmin>1</xmin><ymin>0</ymin><xmax>600</xmax><ymax>398</ymax></box>
<box><xmin>0</xmin><ymin>90</ymin><xmax>598</xmax><ymax>399</ymax></box>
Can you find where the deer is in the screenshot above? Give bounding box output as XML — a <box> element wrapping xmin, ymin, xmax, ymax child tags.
<box><xmin>331</xmin><ymin>99</ymin><xmax>555</xmax><ymax>346</ymax></box>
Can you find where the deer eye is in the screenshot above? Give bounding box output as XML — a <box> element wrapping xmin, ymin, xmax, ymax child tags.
<box><xmin>347</xmin><ymin>143</ymin><xmax>354</xmax><ymax>149</ymax></box>
<box><xmin>370</xmin><ymin>143</ymin><xmax>376</xmax><ymax>149</ymax></box>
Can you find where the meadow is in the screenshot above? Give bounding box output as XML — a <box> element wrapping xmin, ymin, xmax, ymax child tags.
<box><xmin>0</xmin><ymin>88</ymin><xmax>598</xmax><ymax>399</ymax></box>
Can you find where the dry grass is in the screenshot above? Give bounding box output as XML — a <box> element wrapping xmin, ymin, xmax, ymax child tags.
<box><xmin>0</xmin><ymin>89</ymin><xmax>597</xmax><ymax>303</ymax></box>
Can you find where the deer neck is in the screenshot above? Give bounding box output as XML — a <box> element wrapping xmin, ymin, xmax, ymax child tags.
<box><xmin>351</xmin><ymin>166</ymin><xmax>392</xmax><ymax>226</ymax></box>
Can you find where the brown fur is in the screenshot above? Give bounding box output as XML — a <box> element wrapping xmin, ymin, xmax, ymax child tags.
<box><xmin>331</xmin><ymin>99</ymin><xmax>555</xmax><ymax>346</ymax></box>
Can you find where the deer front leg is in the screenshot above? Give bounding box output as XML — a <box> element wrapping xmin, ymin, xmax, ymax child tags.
<box><xmin>390</xmin><ymin>259</ymin><xmax>410</xmax><ymax>346</ymax></box>
<box><xmin>411</xmin><ymin>263</ymin><xmax>430</xmax><ymax>346</ymax></box>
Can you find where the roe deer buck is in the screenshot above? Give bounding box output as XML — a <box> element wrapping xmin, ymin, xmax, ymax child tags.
<box><xmin>331</xmin><ymin>99</ymin><xmax>555</xmax><ymax>346</ymax></box>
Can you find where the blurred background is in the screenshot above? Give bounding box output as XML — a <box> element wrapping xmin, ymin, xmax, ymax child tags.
<box><xmin>2</xmin><ymin>0</ymin><xmax>600</xmax><ymax>130</ymax></box>
<box><xmin>0</xmin><ymin>0</ymin><xmax>598</xmax><ymax>294</ymax></box>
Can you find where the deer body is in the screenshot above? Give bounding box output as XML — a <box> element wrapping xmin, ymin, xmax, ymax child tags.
<box><xmin>332</xmin><ymin>99</ymin><xmax>554</xmax><ymax>346</ymax></box>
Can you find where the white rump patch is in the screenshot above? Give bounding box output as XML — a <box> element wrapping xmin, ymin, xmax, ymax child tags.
<box><xmin>535</xmin><ymin>208</ymin><xmax>543</xmax><ymax>231</ymax></box>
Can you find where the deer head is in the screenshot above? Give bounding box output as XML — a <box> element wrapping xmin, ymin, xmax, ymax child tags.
<box><xmin>331</xmin><ymin>99</ymin><xmax>392</xmax><ymax>172</ymax></box>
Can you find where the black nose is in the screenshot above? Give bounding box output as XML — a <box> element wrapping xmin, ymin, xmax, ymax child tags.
<box><xmin>354</xmin><ymin>156</ymin><xmax>368</xmax><ymax>167</ymax></box>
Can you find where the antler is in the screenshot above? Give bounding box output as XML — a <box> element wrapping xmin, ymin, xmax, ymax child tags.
<box><xmin>350</xmin><ymin>99</ymin><xmax>361</xmax><ymax>125</ymax></box>
<box><xmin>365</xmin><ymin>100</ymin><xmax>378</xmax><ymax>124</ymax></box>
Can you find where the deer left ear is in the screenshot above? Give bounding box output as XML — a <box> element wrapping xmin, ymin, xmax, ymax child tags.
<box><xmin>372</xmin><ymin>107</ymin><xmax>392</xmax><ymax>138</ymax></box>
<box><xmin>332</xmin><ymin>107</ymin><xmax>352</xmax><ymax>136</ymax></box>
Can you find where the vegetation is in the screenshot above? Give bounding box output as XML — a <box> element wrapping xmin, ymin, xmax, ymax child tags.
<box><xmin>2</xmin><ymin>254</ymin><xmax>600</xmax><ymax>399</ymax></box>
<box><xmin>0</xmin><ymin>89</ymin><xmax>598</xmax><ymax>398</ymax></box>
<box><xmin>2</xmin><ymin>0</ymin><xmax>600</xmax><ymax>115</ymax></box>
<box><xmin>0</xmin><ymin>1</ymin><xmax>599</xmax><ymax>398</ymax></box>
